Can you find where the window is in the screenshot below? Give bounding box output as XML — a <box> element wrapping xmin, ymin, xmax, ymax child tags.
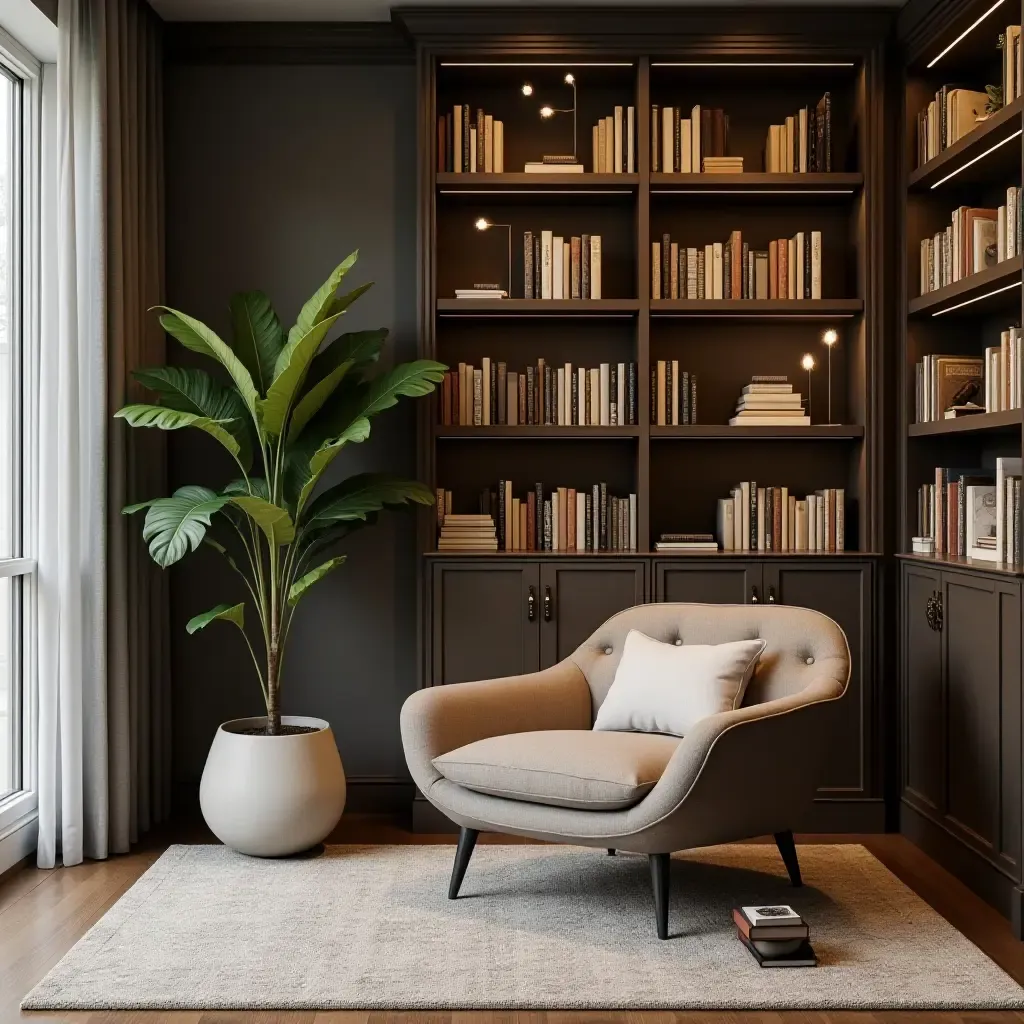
<box><xmin>0</xmin><ymin>28</ymin><xmax>39</xmax><ymax>826</ymax></box>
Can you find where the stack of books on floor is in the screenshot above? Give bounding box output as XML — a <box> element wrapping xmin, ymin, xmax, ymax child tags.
<box><xmin>733</xmin><ymin>905</ymin><xmax>816</xmax><ymax>967</ymax></box>
<box><xmin>702</xmin><ymin>156</ymin><xmax>743</xmax><ymax>174</ymax></box>
<box><xmin>436</xmin><ymin>514</ymin><xmax>498</xmax><ymax>551</ymax></box>
<box><xmin>653</xmin><ymin>533</ymin><xmax>718</xmax><ymax>553</ymax></box>
<box><xmin>454</xmin><ymin>284</ymin><xmax>507</xmax><ymax>300</ymax></box>
<box><xmin>730</xmin><ymin>377</ymin><xmax>809</xmax><ymax>426</ymax></box>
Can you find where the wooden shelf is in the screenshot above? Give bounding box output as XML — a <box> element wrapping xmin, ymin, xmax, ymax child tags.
<box><xmin>424</xmin><ymin>550</ymin><xmax>880</xmax><ymax>559</ymax></box>
<box><xmin>651</xmin><ymin>172</ymin><xmax>863</xmax><ymax>196</ymax></box>
<box><xmin>907</xmin><ymin>255</ymin><xmax>1022</xmax><ymax>318</ymax></box>
<box><xmin>896</xmin><ymin>551</ymin><xmax>1024</xmax><ymax>578</ymax></box>
<box><xmin>652</xmin><ymin>424</ymin><xmax>863</xmax><ymax>439</ymax></box>
<box><xmin>908</xmin><ymin>409</ymin><xmax>1023</xmax><ymax>437</ymax></box>
<box><xmin>434</xmin><ymin>425</ymin><xmax>641</xmax><ymax>438</ymax></box>
<box><xmin>650</xmin><ymin>298</ymin><xmax>863</xmax><ymax>319</ymax></box>
<box><xmin>437</xmin><ymin>298</ymin><xmax>640</xmax><ymax>316</ymax></box>
<box><xmin>437</xmin><ymin>172</ymin><xmax>638</xmax><ymax>193</ymax></box>
<box><xmin>907</xmin><ymin>96</ymin><xmax>1024</xmax><ymax>193</ymax></box>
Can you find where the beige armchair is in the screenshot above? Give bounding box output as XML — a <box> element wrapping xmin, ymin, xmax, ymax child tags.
<box><xmin>400</xmin><ymin>602</ymin><xmax>850</xmax><ymax>939</ymax></box>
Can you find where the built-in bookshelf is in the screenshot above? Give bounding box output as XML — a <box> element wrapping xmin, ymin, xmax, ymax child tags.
<box><xmin>420</xmin><ymin>51</ymin><xmax>884</xmax><ymax>558</ymax></box>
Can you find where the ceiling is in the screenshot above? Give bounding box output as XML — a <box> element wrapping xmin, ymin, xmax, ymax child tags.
<box><xmin>149</xmin><ymin>0</ymin><xmax>903</xmax><ymax>22</ymax></box>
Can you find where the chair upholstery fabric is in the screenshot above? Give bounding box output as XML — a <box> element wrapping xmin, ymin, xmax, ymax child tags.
<box><xmin>401</xmin><ymin>602</ymin><xmax>851</xmax><ymax>854</ymax></box>
<box><xmin>433</xmin><ymin>729</ymin><xmax>681</xmax><ymax>810</ymax></box>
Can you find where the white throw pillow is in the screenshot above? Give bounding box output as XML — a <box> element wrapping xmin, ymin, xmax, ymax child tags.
<box><xmin>593</xmin><ymin>630</ymin><xmax>766</xmax><ymax>737</ymax></box>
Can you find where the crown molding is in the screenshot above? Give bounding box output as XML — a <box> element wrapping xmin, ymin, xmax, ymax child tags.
<box><xmin>897</xmin><ymin>0</ymin><xmax>986</xmax><ymax>66</ymax></box>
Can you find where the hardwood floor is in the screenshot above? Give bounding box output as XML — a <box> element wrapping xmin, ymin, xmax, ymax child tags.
<box><xmin>3</xmin><ymin>816</ymin><xmax>1024</xmax><ymax>1024</ymax></box>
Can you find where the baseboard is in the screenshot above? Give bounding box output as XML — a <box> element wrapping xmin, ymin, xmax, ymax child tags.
<box><xmin>795</xmin><ymin>798</ymin><xmax>887</xmax><ymax>834</ymax></box>
<box><xmin>901</xmin><ymin>799</ymin><xmax>1024</xmax><ymax>935</ymax></box>
<box><xmin>0</xmin><ymin>813</ymin><xmax>38</xmax><ymax>877</ymax></box>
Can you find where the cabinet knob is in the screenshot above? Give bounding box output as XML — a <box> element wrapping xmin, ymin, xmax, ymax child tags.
<box><xmin>925</xmin><ymin>591</ymin><xmax>943</xmax><ymax>632</ymax></box>
<box><xmin>767</xmin><ymin>585</ymin><xmax>777</xmax><ymax>604</ymax></box>
<box><xmin>527</xmin><ymin>586</ymin><xmax>536</xmax><ymax>622</ymax></box>
<box><xmin>543</xmin><ymin>585</ymin><xmax>553</xmax><ymax>622</ymax></box>
<box><xmin>750</xmin><ymin>585</ymin><xmax>759</xmax><ymax>604</ymax></box>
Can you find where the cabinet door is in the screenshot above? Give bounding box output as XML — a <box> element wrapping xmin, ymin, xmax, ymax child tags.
<box><xmin>943</xmin><ymin>571</ymin><xmax>1021</xmax><ymax>880</ymax></box>
<box><xmin>430</xmin><ymin>562</ymin><xmax>540</xmax><ymax>685</ymax></box>
<box><xmin>902</xmin><ymin>563</ymin><xmax>944</xmax><ymax>817</ymax></box>
<box><xmin>763</xmin><ymin>562</ymin><xmax>875</xmax><ymax>806</ymax></box>
<box><xmin>539</xmin><ymin>561</ymin><xmax>646</xmax><ymax>667</ymax></box>
<box><xmin>654</xmin><ymin>561</ymin><xmax>763</xmax><ymax>605</ymax></box>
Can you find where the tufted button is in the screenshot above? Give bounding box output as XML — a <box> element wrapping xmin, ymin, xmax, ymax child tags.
<box><xmin>806</xmin><ymin>656</ymin><xmax>815</xmax><ymax>665</ymax></box>
<box><xmin>604</xmin><ymin>646</ymin><xmax>613</xmax><ymax>655</ymax></box>
<box><xmin>674</xmin><ymin>638</ymin><xmax>683</xmax><ymax>646</ymax></box>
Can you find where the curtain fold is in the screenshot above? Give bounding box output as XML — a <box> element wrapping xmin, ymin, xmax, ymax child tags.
<box><xmin>37</xmin><ymin>0</ymin><xmax>167</xmax><ymax>869</ymax></box>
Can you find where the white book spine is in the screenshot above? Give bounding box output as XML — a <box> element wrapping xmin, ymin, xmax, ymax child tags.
<box><xmin>600</xmin><ymin>363</ymin><xmax>610</xmax><ymax>426</ymax></box>
<box><xmin>712</xmin><ymin>242</ymin><xmax>724</xmax><ymax>299</ymax></box>
<box><xmin>590</xmin><ymin>235</ymin><xmax>602</xmax><ymax>299</ymax></box>
<box><xmin>552</xmin><ymin>236</ymin><xmax>564</xmax><ymax>300</ymax></box>
<box><xmin>469</xmin><ymin>127</ymin><xmax>477</xmax><ymax>172</ymax></box>
<box><xmin>541</xmin><ymin>230</ymin><xmax>553</xmax><ymax>299</ymax></box>
<box><xmin>627</xmin><ymin>106</ymin><xmax>635</xmax><ymax>173</ymax></box>
<box><xmin>577</xmin><ymin>498</ymin><xmax>586</xmax><ymax>551</ymax></box>
<box><xmin>705</xmin><ymin>244</ymin><xmax>714</xmax><ymax>297</ymax></box>
<box><xmin>811</xmin><ymin>231</ymin><xmax>822</xmax><ymax>299</ymax></box>
<box><xmin>564</xmin><ymin>363</ymin><xmax>573</xmax><ymax>426</ymax></box>
<box><xmin>733</xmin><ymin>489</ymin><xmax>743</xmax><ymax>551</ymax></box>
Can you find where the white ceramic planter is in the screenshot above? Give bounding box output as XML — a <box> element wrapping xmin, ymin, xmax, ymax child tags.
<box><xmin>199</xmin><ymin>715</ymin><xmax>346</xmax><ymax>857</ymax></box>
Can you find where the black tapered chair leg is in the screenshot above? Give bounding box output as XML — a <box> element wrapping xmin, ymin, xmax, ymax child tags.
<box><xmin>774</xmin><ymin>829</ymin><xmax>803</xmax><ymax>887</ymax></box>
<box><xmin>607</xmin><ymin>848</ymin><xmax>616</xmax><ymax>856</ymax></box>
<box><xmin>649</xmin><ymin>852</ymin><xmax>670</xmax><ymax>939</ymax></box>
<box><xmin>448</xmin><ymin>826</ymin><xmax>479</xmax><ymax>899</ymax></box>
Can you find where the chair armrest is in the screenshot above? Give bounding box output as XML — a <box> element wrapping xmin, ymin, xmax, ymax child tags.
<box><xmin>400</xmin><ymin>660</ymin><xmax>593</xmax><ymax>794</ymax></box>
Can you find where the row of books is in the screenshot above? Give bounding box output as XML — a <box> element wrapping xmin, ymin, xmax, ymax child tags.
<box><xmin>729</xmin><ymin>377</ymin><xmax>809</xmax><ymax>427</ymax></box>
<box><xmin>439</xmin><ymin>105</ymin><xmax>504</xmax><ymax>173</ymax></box>
<box><xmin>717</xmin><ymin>483</ymin><xmax>846</xmax><ymax>553</ymax></box>
<box><xmin>764</xmin><ymin>93</ymin><xmax>833</xmax><ymax>173</ymax></box>
<box><xmin>650</xmin><ymin>104</ymin><xmax>729</xmax><ymax>173</ymax></box>
<box><xmin>435</xmin><ymin>484</ymin><xmax>638</xmax><ymax>552</ymax></box>
<box><xmin>915</xmin><ymin>87</ymin><xmax>989</xmax><ymax>168</ymax></box>
<box><xmin>650</xmin><ymin>362</ymin><xmax>698</xmax><ymax>425</ymax></box>
<box><xmin>916</xmin><ymin>458</ymin><xmax>1021</xmax><ymax>563</ymax></box>
<box><xmin>652</xmin><ymin>230</ymin><xmax>823</xmax><ymax>301</ymax></box>
<box><xmin>590</xmin><ymin>107</ymin><xmax>636</xmax><ymax>174</ymax></box>
<box><xmin>439</xmin><ymin>360</ymin><xmax>639</xmax><ymax>427</ymax></box>
<box><xmin>523</xmin><ymin>231</ymin><xmax>602</xmax><ymax>300</ymax></box>
<box><xmin>918</xmin><ymin>191</ymin><xmax>1021</xmax><ymax>295</ymax></box>
<box><xmin>914</xmin><ymin>331</ymin><xmax>1022</xmax><ymax>422</ymax></box>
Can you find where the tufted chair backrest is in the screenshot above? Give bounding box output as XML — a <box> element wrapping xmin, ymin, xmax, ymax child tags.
<box><xmin>569</xmin><ymin>602</ymin><xmax>850</xmax><ymax>718</ymax></box>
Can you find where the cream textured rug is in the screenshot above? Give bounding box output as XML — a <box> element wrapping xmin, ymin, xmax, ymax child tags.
<box><xmin>22</xmin><ymin>842</ymin><xmax>1024</xmax><ymax>1010</ymax></box>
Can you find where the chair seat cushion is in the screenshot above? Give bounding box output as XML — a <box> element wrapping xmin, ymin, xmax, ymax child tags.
<box><xmin>432</xmin><ymin>729</ymin><xmax>680</xmax><ymax>810</ymax></box>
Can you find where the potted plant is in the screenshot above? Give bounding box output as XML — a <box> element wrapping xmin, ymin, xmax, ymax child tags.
<box><xmin>117</xmin><ymin>252</ymin><xmax>445</xmax><ymax>856</ymax></box>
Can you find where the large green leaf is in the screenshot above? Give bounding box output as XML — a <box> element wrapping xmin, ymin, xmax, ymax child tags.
<box><xmin>229</xmin><ymin>495</ymin><xmax>295</xmax><ymax>546</ymax></box>
<box><xmin>132</xmin><ymin>366</ymin><xmax>254</xmax><ymax>469</ymax></box>
<box><xmin>316</xmin><ymin>328</ymin><xmax>388</xmax><ymax>374</ymax></box>
<box><xmin>223</xmin><ymin>477</ymin><xmax>271</xmax><ymax>501</ymax></box>
<box><xmin>287</xmin><ymin>251</ymin><xmax>358</xmax><ymax>348</ymax></box>
<box><xmin>186</xmin><ymin>602</ymin><xmax>245</xmax><ymax>635</ymax></box>
<box><xmin>229</xmin><ymin>291</ymin><xmax>285</xmax><ymax>394</ymax></box>
<box><xmin>326</xmin><ymin>361</ymin><xmax>446</xmax><ymax>436</ymax></box>
<box><xmin>154</xmin><ymin>306</ymin><xmax>260</xmax><ymax>419</ymax></box>
<box><xmin>304</xmin><ymin>474</ymin><xmax>434</xmax><ymax>534</ymax></box>
<box><xmin>288</xmin><ymin>359</ymin><xmax>354</xmax><ymax>444</ymax></box>
<box><xmin>294</xmin><ymin>417</ymin><xmax>371</xmax><ymax>515</ymax></box>
<box><xmin>115</xmin><ymin>403</ymin><xmax>241</xmax><ymax>461</ymax></box>
<box><xmin>260</xmin><ymin>311</ymin><xmax>345</xmax><ymax>437</ymax></box>
<box><xmin>325</xmin><ymin>282</ymin><xmax>373</xmax><ymax>319</ymax></box>
<box><xmin>288</xmin><ymin>556</ymin><xmax>346</xmax><ymax>607</ymax></box>
<box><xmin>125</xmin><ymin>485</ymin><xmax>231</xmax><ymax>568</ymax></box>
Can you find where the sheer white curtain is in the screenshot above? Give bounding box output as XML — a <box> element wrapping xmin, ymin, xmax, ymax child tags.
<box><xmin>37</xmin><ymin>0</ymin><xmax>167</xmax><ymax>868</ymax></box>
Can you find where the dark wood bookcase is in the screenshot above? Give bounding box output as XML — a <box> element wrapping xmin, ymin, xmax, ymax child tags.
<box><xmin>404</xmin><ymin>7</ymin><xmax>891</xmax><ymax>833</ymax></box>
<box><xmin>897</xmin><ymin>0</ymin><xmax>1024</xmax><ymax>934</ymax></box>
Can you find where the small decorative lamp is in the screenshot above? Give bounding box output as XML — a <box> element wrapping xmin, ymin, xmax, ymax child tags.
<box><xmin>521</xmin><ymin>83</ymin><xmax>533</xmax><ymax>96</ymax></box>
<box><xmin>801</xmin><ymin>353</ymin><xmax>815</xmax><ymax>423</ymax></box>
<box><xmin>537</xmin><ymin>72</ymin><xmax>578</xmax><ymax>164</ymax></box>
<box><xmin>822</xmin><ymin>327</ymin><xmax>839</xmax><ymax>425</ymax></box>
<box><xmin>474</xmin><ymin>217</ymin><xmax>512</xmax><ymax>297</ymax></box>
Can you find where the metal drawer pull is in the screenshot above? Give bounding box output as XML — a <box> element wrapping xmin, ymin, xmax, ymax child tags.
<box><xmin>544</xmin><ymin>585</ymin><xmax>553</xmax><ymax>621</ymax></box>
<box><xmin>527</xmin><ymin>586</ymin><xmax>536</xmax><ymax>621</ymax></box>
<box><xmin>750</xmin><ymin>585</ymin><xmax>759</xmax><ymax>603</ymax></box>
<box><xmin>925</xmin><ymin>591</ymin><xmax>942</xmax><ymax>632</ymax></box>
<box><xmin>767</xmin><ymin>586</ymin><xmax>777</xmax><ymax>604</ymax></box>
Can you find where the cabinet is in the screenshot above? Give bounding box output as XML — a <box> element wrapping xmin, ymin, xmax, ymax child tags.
<box><xmin>655</xmin><ymin>561</ymin><xmax>762</xmax><ymax>605</ymax></box>
<box><xmin>900</xmin><ymin>560</ymin><xmax>1024</xmax><ymax>931</ymax></box>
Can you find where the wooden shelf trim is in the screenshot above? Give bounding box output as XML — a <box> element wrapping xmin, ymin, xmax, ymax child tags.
<box><xmin>908</xmin><ymin>409</ymin><xmax>1023</xmax><ymax>437</ymax></box>
<box><xmin>434</xmin><ymin>425</ymin><xmax>641</xmax><ymax>438</ymax></box>
<box><xmin>651</xmin><ymin>172</ymin><xmax>864</xmax><ymax>193</ymax></box>
<box><xmin>907</xmin><ymin>96</ymin><xmax>1024</xmax><ymax>192</ymax></box>
<box><xmin>650</xmin><ymin>298</ymin><xmax>863</xmax><ymax>318</ymax></box>
<box><xmin>437</xmin><ymin>298</ymin><xmax>640</xmax><ymax>315</ymax></box>
<box><xmin>907</xmin><ymin>255</ymin><xmax>1023</xmax><ymax>317</ymax></box>
<box><xmin>436</xmin><ymin>172</ymin><xmax>638</xmax><ymax>191</ymax></box>
<box><xmin>424</xmin><ymin>550</ymin><xmax>881</xmax><ymax>559</ymax></box>
<box><xmin>652</xmin><ymin>424</ymin><xmax>864</xmax><ymax>439</ymax></box>
<box><xmin>896</xmin><ymin>551</ymin><xmax>1024</xmax><ymax>578</ymax></box>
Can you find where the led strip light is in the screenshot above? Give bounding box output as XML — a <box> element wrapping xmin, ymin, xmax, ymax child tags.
<box><xmin>931</xmin><ymin>280</ymin><xmax>1021</xmax><ymax>316</ymax></box>
<box><xmin>927</xmin><ymin>0</ymin><xmax>1006</xmax><ymax>68</ymax></box>
<box><xmin>930</xmin><ymin>129</ymin><xmax>1022</xmax><ymax>189</ymax></box>
<box><xmin>651</xmin><ymin>62</ymin><xmax>855</xmax><ymax>68</ymax></box>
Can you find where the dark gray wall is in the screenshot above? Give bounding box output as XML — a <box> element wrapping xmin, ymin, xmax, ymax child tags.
<box><xmin>164</xmin><ymin>63</ymin><xmax>418</xmax><ymax>803</ymax></box>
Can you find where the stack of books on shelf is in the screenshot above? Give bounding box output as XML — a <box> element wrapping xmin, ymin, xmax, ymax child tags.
<box><xmin>436</xmin><ymin>483</ymin><xmax>637</xmax><ymax>552</ymax></box>
<box><xmin>436</xmin><ymin>513</ymin><xmax>498</xmax><ymax>552</ymax></box>
<box><xmin>439</xmin><ymin>359</ymin><xmax>639</xmax><ymax>427</ymax></box>
<box><xmin>650</xmin><ymin>104</ymin><xmax>729</xmax><ymax>172</ymax></box>
<box><xmin>703</xmin><ymin>156</ymin><xmax>743</xmax><ymax>174</ymax></box>
<box><xmin>730</xmin><ymin>376</ymin><xmax>809</xmax><ymax>427</ymax></box>
<box><xmin>590</xmin><ymin>106</ymin><xmax>636</xmax><ymax>173</ymax></box>
<box><xmin>454</xmin><ymin>283</ymin><xmax>507</xmax><ymax>300</ymax></box>
<box><xmin>733</xmin><ymin>905</ymin><xmax>815</xmax><ymax>968</ymax></box>
<box><xmin>764</xmin><ymin>93</ymin><xmax>832</xmax><ymax>173</ymax></box>
<box><xmin>650</xmin><ymin>361</ymin><xmax>697</xmax><ymax>425</ymax></box>
<box><xmin>916</xmin><ymin>457</ymin><xmax>1020</xmax><ymax>562</ymax></box>
<box><xmin>654</xmin><ymin>533</ymin><xmax>718</xmax><ymax>553</ymax></box>
<box><xmin>523</xmin><ymin>230</ymin><xmax>602</xmax><ymax>299</ymax></box>
<box><xmin>525</xmin><ymin>154</ymin><xmax>584</xmax><ymax>174</ymax></box>
<box><xmin>717</xmin><ymin>482</ymin><xmax>845</xmax><ymax>552</ymax></box>
<box><xmin>439</xmin><ymin>106</ymin><xmax>504</xmax><ymax>173</ymax></box>
<box><xmin>918</xmin><ymin>190</ymin><xmax>1020</xmax><ymax>295</ymax></box>
<box><xmin>652</xmin><ymin>230</ymin><xmax>822</xmax><ymax>301</ymax></box>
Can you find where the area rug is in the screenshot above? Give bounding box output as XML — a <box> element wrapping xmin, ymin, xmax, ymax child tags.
<box><xmin>22</xmin><ymin>842</ymin><xmax>1024</xmax><ymax>1010</ymax></box>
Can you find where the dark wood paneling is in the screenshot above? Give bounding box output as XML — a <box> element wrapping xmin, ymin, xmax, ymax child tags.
<box><xmin>431</xmin><ymin>562</ymin><xmax>539</xmax><ymax>683</ymax></box>
<box><xmin>1000</xmin><ymin>585</ymin><xmax>1022</xmax><ymax>878</ymax></box>
<box><xmin>654</xmin><ymin>560</ymin><xmax>761</xmax><ymax>605</ymax></box>
<box><xmin>539</xmin><ymin>560</ymin><xmax>646</xmax><ymax>666</ymax></box>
